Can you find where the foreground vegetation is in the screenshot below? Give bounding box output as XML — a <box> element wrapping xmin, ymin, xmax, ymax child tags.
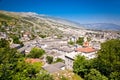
<box><xmin>0</xmin><ymin>39</ymin><xmax>53</xmax><ymax>80</ymax></box>
<box><xmin>73</xmin><ymin>39</ymin><xmax>120</xmax><ymax>80</ymax></box>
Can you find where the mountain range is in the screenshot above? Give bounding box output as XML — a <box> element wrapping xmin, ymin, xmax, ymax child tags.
<box><xmin>0</xmin><ymin>10</ymin><xmax>120</xmax><ymax>33</ymax></box>
<box><xmin>82</xmin><ymin>23</ymin><xmax>120</xmax><ymax>31</ymax></box>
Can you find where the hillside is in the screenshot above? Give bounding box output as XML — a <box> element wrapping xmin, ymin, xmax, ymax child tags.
<box><xmin>0</xmin><ymin>10</ymin><xmax>84</xmax><ymax>39</ymax></box>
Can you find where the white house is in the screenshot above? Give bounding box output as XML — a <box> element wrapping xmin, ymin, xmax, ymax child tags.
<box><xmin>65</xmin><ymin>47</ymin><xmax>97</xmax><ymax>70</ymax></box>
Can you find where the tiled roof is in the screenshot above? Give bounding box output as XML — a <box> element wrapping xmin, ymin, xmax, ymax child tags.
<box><xmin>76</xmin><ymin>47</ymin><xmax>96</xmax><ymax>53</ymax></box>
<box><xmin>25</xmin><ymin>58</ymin><xmax>41</xmax><ymax>63</ymax></box>
<box><xmin>43</xmin><ymin>62</ymin><xmax>65</xmax><ymax>73</ymax></box>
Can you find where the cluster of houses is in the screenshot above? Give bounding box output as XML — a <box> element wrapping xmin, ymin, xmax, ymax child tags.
<box><xmin>65</xmin><ymin>41</ymin><xmax>97</xmax><ymax>70</ymax></box>
<box><xmin>2</xmin><ymin>30</ymin><xmax>119</xmax><ymax>74</ymax></box>
<box><xmin>85</xmin><ymin>31</ymin><xmax>120</xmax><ymax>42</ymax></box>
<box><xmin>9</xmin><ymin>36</ymin><xmax>98</xmax><ymax>73</ymax></box>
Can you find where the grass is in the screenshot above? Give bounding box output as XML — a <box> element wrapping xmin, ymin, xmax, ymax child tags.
<box><xmin>52</xmin><ymin>70</ymin><xmax>83</xmax><ymax>80</ymax></box>
<box><xmin>0</xmin><ymin>13</ymin><xmax>15</xmax><ymax>20</ymax></box>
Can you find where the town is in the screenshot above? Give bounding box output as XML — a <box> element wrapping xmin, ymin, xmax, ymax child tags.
<box><xmin>0</xmin><ymin>10</ymin><xmax>120</xmax><ymax>80</ymax></box>
<box><xmin>2</xmin><ymin>27</ymin><xmax>119</xmax><ymax>73</ymax></box>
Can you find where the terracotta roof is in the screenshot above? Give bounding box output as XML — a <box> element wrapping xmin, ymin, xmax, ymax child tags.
<box><xmin>76</xmin><ymin>47</ymin><xmax>96</xmax><ymax>53</ymax></box>
<box><xmin>25</xmin><ymin>58</ymin><xmax>41</xmax><ymax>63</ymax></box>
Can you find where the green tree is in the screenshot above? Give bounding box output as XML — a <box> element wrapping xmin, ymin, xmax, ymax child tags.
<box><xmin>93</xmin><ymin>39</ymin><xmax>120</xmax><ymax>77</ymax></box>
<box><xmin>39</xmin><ymin>34</ymin><xmax>47</xmax><ymax>38</ymax></box>
<box><xmin>73</xmin><ymin>55</ymin><xmax>91</xmax><ymax>78</ymax></box>
<box><xmin>0</xmin><ymin>39</ymin><xmax>52</xmax><ymax>80</ymax></box>
<box><xmin>0</xmin><ymin>46</ymin><xmax>26</xmax><ymax>80</ymax></box>
<box><xmin>27</xmin><ymin>47</ymin><xmax>45</xmax><ymax>58</ymax></box>
<box><xmin>109</xmin><ymin>71</ymin><xmax>120</xmax><ymax>80</ymax></box>
<box><xmin>54</xmin><ymin>58</ymin><xmax>64</xmax><ymax>63</ymax></box>
<box><xmin>46</xmin><ymin>56</ymin><xmax>53</xmax><ymax>64</ymax></box>
<box><xmin>68</xmin><ymin>40</ymin><xmax>75</xmax><ymax>45</ymax></box>
<box><xmin>87</xmin><ymin>37</ymin><xmax>91</xmax><ymax>42</ymax></box>
<box><xmin>85</xmin><ymin>69</ymin><xmax>108</xmax><ymax>80</ymax></box>
<box><xmin>9</xmin><ymin>34</ymin><xmax>21</xmax><ymax>44</ymax></box>
<box><xmin>0</xmin><ymin>39</ymin><xmax>9</xmax><ymax>48</ymax></box>
<box><xmin>76</xmin><ymin>37</ymin><xmax>84</xmax><ymax>45</ymax></box>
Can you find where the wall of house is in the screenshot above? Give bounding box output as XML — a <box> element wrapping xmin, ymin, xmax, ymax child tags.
<box><xmin>65</xmin><ymin>56</ymin><xmax>74</xmax><ymax>70</ymax></box>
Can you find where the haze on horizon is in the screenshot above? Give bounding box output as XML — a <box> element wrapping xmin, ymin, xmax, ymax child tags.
<box><xmin>0</xmin><ymin>0</ymin><xmax>120</xmax><ymax>25</ymax></box>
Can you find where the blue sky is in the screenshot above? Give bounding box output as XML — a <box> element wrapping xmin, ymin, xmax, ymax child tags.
<box><xmin>0</xmin><ymin>0</ymin><xmax>120</xmax><ymax>24</ymax></box>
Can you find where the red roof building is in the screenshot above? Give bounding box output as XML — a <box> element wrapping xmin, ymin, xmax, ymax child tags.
<box><xmin>76</xmin><ymin>47</ymin><xmax>96</xmax><ymax>53</ymax></box>
<box><xmin>25</xmin><ymin>58</ymin><xmax>41</xmax><ymax>63</ymax></box>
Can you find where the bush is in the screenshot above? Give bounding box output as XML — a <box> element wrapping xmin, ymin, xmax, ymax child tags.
<box><xmin>46</xmin><ymin>56</ymin><xmax>53</xmax><ymax>64</ymax></box>
<box><xmin>85</xmin><ymin>69</ymin><xmax>108</xmax><ymax>80</ymax></box>
<box><xmin>27</xmin><ymin>47</ymin><xmax>45</xmax><ymax>58</ymax></box>
<box><xmin>68</xmin><ymin>40</ymin><xmax>75</xmax><ymax>45</ymax></box>
<box><xmin>94</xmin><ymin>39</ymin><xmax>120</xmax><ymax>77</ymax></box>
<box><xmin>76</xmin><ymin>37</ymin><xmax>84</xmax><ymax>45</ymax></box>
<box><xmin>54</xmin><ymin>58</ymin><xmax>64</xmax><ymax>63</ymax></box>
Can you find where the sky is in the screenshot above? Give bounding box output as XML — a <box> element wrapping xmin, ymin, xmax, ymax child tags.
<box><xmin>0</xmin><ymin>0</ymin><xmax>120</xmax><ymax>24</ymax></box>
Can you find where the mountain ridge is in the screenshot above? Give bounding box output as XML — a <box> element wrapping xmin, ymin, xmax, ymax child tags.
<box><xmin>82</xmin><ymin>23</ymin><xmax>120</xmax><ymax>31</ymax></box>
<box><xmin>0</xmin><ymin>10</ymin><xmax>120</xmax><ymax>32</ymax></box>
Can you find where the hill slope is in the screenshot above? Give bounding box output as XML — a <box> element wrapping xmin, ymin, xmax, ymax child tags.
<box><xmin>0</xmin><ymin>10</ymin><xmax>84</xmax><ymax>38</ymax></box>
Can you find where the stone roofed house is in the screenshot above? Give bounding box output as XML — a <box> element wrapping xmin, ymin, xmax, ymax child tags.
<box><xmin>89</xmin><ymin>41</ymin><xmax>101</xmax><ymax>49</ymax></box>
<box><xmin>65</xmin><ymin>52</ymin><xmax>79</xmax><ymax>70</ymax></box>
<box><xmin>42</xmin><ymin>62</ymin><xmax>65</xmax><ymax>73</ymax></box>
<box><xmin>10</xmin><ymin>43</ymin><xmax>21</xmax><ymax>49</ymax></box>
<box><xmin>0</xmin><ymin>32</ymin><xmax>7</xmax><ymax>39</ymax></box>
<box><xmin>24</xmin><ymin>45</ymin><xmax>36</xmax><ymax>54</ymax></box>
<box><xmin>46</xmin><ymin>51</ymin><xmax>63</xmax><ymax>60</ymax></box>
<box><xmin>21</xmin><ymin>32</ymin><xmax>31</xmax><ymax>41</ymax></box>
<box><xmin>65</xmin><ymin>41</ymin><xmax>97</xmax><ymax>70</ymax></box>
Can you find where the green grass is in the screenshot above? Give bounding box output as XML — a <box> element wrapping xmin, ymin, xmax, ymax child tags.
<box><xmin>53</xmin><ymin>70</ymin><xmax>83</xmax><ymax>80</ymax></box>
<box><xmin>72</xmin><ymin>74</ymin><xmax>83</xmax><ymax>80</ymax></box>
<box><xmin>0</xmin><ymin>13</ymin><xmax>15</xmax><ymax>20</ymax></box>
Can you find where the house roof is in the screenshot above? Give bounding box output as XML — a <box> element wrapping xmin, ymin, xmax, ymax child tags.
<box><xmin>24</xmin><ymin>32</ymin><xmax>30</xmax><ymax>35</ymax></box>
<box><xmin>25</xmin><ymin>58</ymin><xmax>41</xmax><ymax>63</ymax></box>
<box><xmin>10</xmin><ymin>44</ymin><xmax>20</xmax><ymax>48</ymax></box>
<box><xmin>76</xmin><ymin>47</ymin><xmax>96</xmax><ymax>53</ymax></box>
<box><xmin>43</xmin><ymin>62</ymin><xmax>65</xmax><ymax>73</ymax></box>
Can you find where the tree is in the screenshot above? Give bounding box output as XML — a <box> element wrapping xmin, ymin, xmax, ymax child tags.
<box><xmin>87</xmin><ymin>37</ymin><xmax>91</xmax><ymax>42</ymax></box>
<box><xmin>27</xmin><ymin>47</ymin><xmax>45</xmax><ymax>58</ymax></box>
<box><xmin>76</xmin><ymin>37</ymin><xmax>84</xmax><ymax>45</ymax></box>
<box><xmin>54</xmin><ymin>58</ymin><xmax>64</xmax><ymax>63</ymax></box>
<box><xmin>46</xmin><ymin>56</ymin><xmax>53</xmax><ymax>64</ymax></box>
<box><xmin>85</xmin><ymin>69</ymin><xmax>108</xmax><ymax>80</ymax></box>
<box><xmin>73</xmin><ymin>55</ymin><xmax>91</xmax><ymax>78</ymax></box>
<box><xmin>68</xmin><ymin>40</ymin><xmax>75</xmax><ymax>45</ymax></box>
<box><xmin>109</xmin><ymin>71</ymin><xmax>120</xmax><ymax>80</ymax></box>
<box><xmin>0</xmin><ymin>39</ymin><xmax>52</xmax><ymax>80</ymax></box>
<box><xmin>39</xmin><ymin>34</ymin><xmax>47</xmax><ymax>38</ymax></box>
<box><xmin>94</xmin><ymin>39</ymin><xmax>120</xmax><ymax>77</ymax></box>
<box><xmin>0</xmin><ymin>39</ymin><xmax>9</xmax><ymax>48</ymax></box>
<box><xmin>9</xmin><ymin>34</ymin><xmax>21</xmax><ymax>44</ymax></box>
<box><xmin>0</xmin><ymin>45</ymin><xmax>27</xmax><ymax>80</ymax></box>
